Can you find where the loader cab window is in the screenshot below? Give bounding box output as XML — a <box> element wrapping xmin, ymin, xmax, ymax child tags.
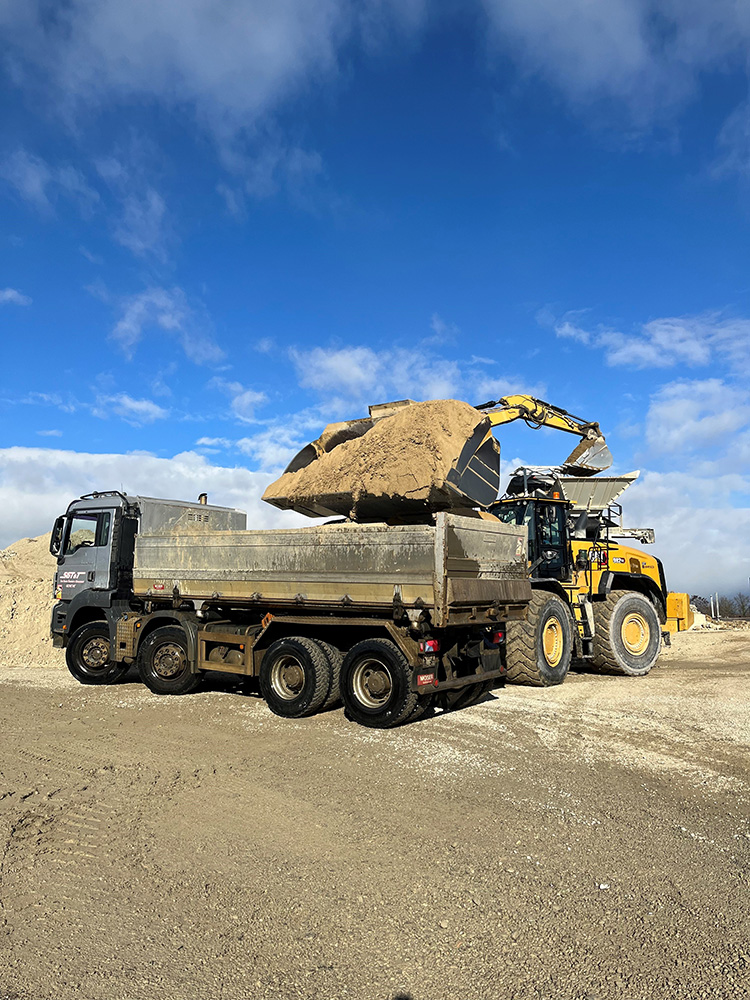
<box><xmin>64</xmin><ymin>512</ymin><xmax>111</xmax><ymax>554</ymax></box>
<box><xmin>496</xmin><ymin>500</ymin><xmax>569</xmax><ymax>580</ymax></box>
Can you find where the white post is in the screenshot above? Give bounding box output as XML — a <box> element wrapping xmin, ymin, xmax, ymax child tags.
<box><xmin>716</xmin><ymin>592</ymin><xmax>721</xmax><ymax>620</ymax></box>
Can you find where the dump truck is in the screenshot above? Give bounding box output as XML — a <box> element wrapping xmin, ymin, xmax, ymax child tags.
<box><xmin>49</xmin><ymin>491</ymin><xmax>532</xmax><ymax>728</ymax></box>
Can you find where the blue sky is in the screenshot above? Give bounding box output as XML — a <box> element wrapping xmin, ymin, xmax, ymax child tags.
<box><xmin>1</xmin><ymin>0</ymin><xmax>750</xmax><ymax>595</ymax></box>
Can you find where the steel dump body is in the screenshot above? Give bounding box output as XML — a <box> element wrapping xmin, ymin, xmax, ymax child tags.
<box><xmin>133</xmin><ymin>512</ymin><xmax>530</xmax><ymax>626</ymax></box>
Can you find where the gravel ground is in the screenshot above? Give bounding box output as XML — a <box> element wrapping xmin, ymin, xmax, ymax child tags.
<box><xmin>1</xmin><ymin>629</ymin><xmax>748</xmax><ymax>1000</ymax></box>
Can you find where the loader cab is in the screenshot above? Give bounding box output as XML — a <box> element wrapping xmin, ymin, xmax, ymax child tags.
<box><xmin>493</xmin><ymin>497</ymin><xmax>572</xmax><ymax>582</ymax></box>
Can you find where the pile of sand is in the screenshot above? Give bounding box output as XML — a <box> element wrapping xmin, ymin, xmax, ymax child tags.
<box><xmin>0</xmin><ymin>534</ymin><xmax>63</xmax><ymax>669</ymax></box>
<box><xmin>263</xmin><ymin>399</ymin><xmax>494</xmax><ymax>519</ymax></box>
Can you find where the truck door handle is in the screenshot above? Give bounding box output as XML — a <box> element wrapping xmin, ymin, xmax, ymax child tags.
<box><xmin>87</xmin><ymin>571</ymin><xmax>95</xmax><ymax>581</ymax></box>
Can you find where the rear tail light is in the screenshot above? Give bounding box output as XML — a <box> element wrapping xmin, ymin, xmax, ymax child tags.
<box><xmin>490</xmin><ymin>630</ymin><xmax>505</xmax><ymax>644</ymax></box>
<box><xmin>419</xmin><ymin>638</ymin><xmax>440</xmax><ymax>654</ymax></box>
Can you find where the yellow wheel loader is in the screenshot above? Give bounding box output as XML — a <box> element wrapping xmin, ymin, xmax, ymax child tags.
<box><xmin>491</xmin><ymin>466</ymin><xmax>667</xmax><ymax>687</ymax></box>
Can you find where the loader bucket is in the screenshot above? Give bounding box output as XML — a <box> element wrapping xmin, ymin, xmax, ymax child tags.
<box><xmin>263</xmin><ymin>399</ymin><xmax>501</xmax><ymax>520</ymax></box>
<box><xmin>561</xmin><ymin>435</ymin><xmax>613</xmax><ymax>476</ymax></box>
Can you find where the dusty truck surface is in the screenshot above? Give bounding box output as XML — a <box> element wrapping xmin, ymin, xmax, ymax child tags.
<box><xmin>50</xmin><ymin>492</ymin><xmax>531</xmax><ymax>727</ymax></box>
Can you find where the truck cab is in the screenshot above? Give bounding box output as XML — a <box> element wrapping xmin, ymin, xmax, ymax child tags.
<box><xmin>50</xmin><ymin>491</ymin><xmax>245</xmax><ymax>651</ymax></box>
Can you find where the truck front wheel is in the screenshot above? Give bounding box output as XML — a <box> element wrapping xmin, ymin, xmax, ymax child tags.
<box><xmin>592</xmin><ymin>591</ymin><xmax>660</xmax><ymax>676</ymax></box>
<box><xmin>259</xmin><ymin>637</ymin><xmax>330</xmax><ymax>718</ymax></box>
<box><xmin>341</xmin><ymin>639</ymin><xmax>418</xmax><ymax>728</ymax></box>
<box><xmin>66</xmin><ymin>622</ymin><xmax>128</xmax><ymax>686</ymax></box>
<box><xmin>505</xmin><ymin>591</ymin><xmax>573</xmax><ymax>687</ymax></box>
<box><xmin>137</xmin><ymin>626</ymin><xmax>201</xmax><ymax>695</ymax></box>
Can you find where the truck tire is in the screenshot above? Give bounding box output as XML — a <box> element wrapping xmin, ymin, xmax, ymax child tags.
<box><xmin>259</xmin><ymin>637</ymin><xmax>330</xmax><ymax>718</ymax></box>
<box><xmin>341</xmin><ymin>638</ymin><xmax>418</xmax><ymax>729</ymax></box>
<box><xmin>314</xmin><ymin>639</ymin><xmax>343</xmax><ymax>710</ymax></box>
<box><xmin>66</xmin><ymin>622</ymin><xmax>128</xmax><ymax>686</ymax></box>
<box><xmin>137</xmin><ymin>626</ymin><xmax>201</xmax><ymax>695</ymax></box>
<box><xmin>592</xmin><ymin>591</ymin><xmax>660</xmax><ymax>676</ymax></box>
<box><xmin>455</xmin><ymin>678</ymin><xmax>495</xmax><ymax>709</ymax></box>
<box><xmin>406</xmin><ymin>693</ymin><xmax>436</xmax><ymax>723</ymax></box>
<box><xmin>505</xmin><ymin>591</ymin><xmax>572</xmax><ymax>687</ymax></box>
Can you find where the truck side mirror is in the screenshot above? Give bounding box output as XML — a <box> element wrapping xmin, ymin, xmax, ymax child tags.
<box><xmin>50</xmin><ymin>516</ymin><xmax>65</xmax><ymax>557</ymax></box>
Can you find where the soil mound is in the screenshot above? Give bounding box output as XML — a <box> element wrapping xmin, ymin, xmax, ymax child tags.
<box><xmin>0</xmin><ymin>534</ymin><xmax>63</xmax><ymax>669</ymax></box>
<box><xmin>263</xmin><ymin>399</ymin><xmax>498</xmax><ymax>519</ymax></box>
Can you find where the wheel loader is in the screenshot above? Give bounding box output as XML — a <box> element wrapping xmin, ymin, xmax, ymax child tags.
<box><xmin>491</xmin><ymin>466</ymin><xmax>667</xmax><ymax>686</ymax></box>
<box><xmin>263</xmin><ymin>394</ymin><xmax>671</xmax><ymax>691</ymax></box>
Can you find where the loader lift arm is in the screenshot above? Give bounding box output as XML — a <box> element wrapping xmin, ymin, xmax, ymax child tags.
<box><xmin>475</xmin><ymin>395</ymin><xmax>612</xmax><ymax>475</ymax></box>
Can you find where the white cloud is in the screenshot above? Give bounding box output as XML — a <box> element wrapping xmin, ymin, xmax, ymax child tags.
<box><xmin>195</xmin><ymin>437</ymin><xmax>232</xmax><ymax>449</ymax></box>
<box><xmin>624</xmin><ymin>470</ymin><xmax>750</xmax><ymax>596</ymax></box>
<box><xmin>645</xmin><ymin>379</ymin><xmax>750</xmax><ymax>455</ymax></box>
<box><xmin>0</xmin><ymin>148</ymin><xmax>99</xmax><ymax>213</ymax></box>
<box><xmin>0</xmin><ymin>287</ymin><xmax>31</xmax><ymax>306</ymax></box>
<box><xmin>92</xmin><ymin>393</ymin><xmax>169</xmax><ymax>426</ymax></box>
<box><xmin>0</xmin><ymin>446</ymin><xmax>307</xmax><ymax>548</ymax></box>
<box><xmin>290</xmin><ymin>345</ymin><xmax>461</xmax><ymax>415</ymax></box>
<box><xmin>549</xmin><ymin>309</ymin><xmax>750</xmax><ymax>375</ymax></box>
<box><xmin>0</xmin><ymin>1</ymin><xmax>415</xmax><ymax>135</ymax></box>
<box><xmin>481</xmin><ymin>0</ymin><xmax>750</xmax><ymax>125</ymax></box>
<box><xmin>209</xmin><ymin>379</ymin><xmax>268</xmax><ymax>424</ymax></box>
<box><xmin>473</xmin><ymin>376</ymin><xmax>548</xmax><ymax>404</ymax></box>
<box><xmin>111</xmin><ymin>287</ymin><xmax>224</xmax><ymax>366</ymax></box>
<box><xmin>236</xmin><ymin>426</ymin><xmax>308</xmax><ymax>472</ymax></box>
<box><xmin>113</xmin><ymin>187</ymin><xmax>168</xmax><ymax>260</ymax></box>
<box><xmin>36</xmin><ymin>429</ymin><xmax>62</xmax><ymax>438</ymax></box>
<box><xmin>95</xmin><ymin>152</ymin><xmax>171</xmax><ymax>260</ymax></box>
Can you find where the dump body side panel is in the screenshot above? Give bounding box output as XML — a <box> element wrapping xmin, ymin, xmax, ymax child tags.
<box><xmin>132</xmin><ymin>514</ymin><xmax>529</xmax><ymax>619</ymax></box>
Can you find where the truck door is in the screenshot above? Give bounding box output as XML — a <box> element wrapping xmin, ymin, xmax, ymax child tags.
<box><xmin>56</xmin><ymin>509</ymin><xmax>115</xmax><ymax>600</ymax></box>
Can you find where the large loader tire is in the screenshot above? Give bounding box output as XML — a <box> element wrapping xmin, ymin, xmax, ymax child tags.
<box><xmin>592</xmin><ymin>590</ymin><xmax>660</xmax><ymax>676</ymax></box>
<box><xmin>505</xmin><ymin>591</ymin><xmax>573</xmax><ymax>687</ymax></box>
<box><xmin>66</xmin><ymin>622</ymin><xmax>128</xmax><ymax>686</ymax></box>
<box><xmin>137</xmin><ymin>626</ymin><xmax>201</xmax><ymax>695</ymax></box>
<box><xmin>341</xmin><ymin>639</ymin><xmax>418</xmax><ymax>729</ymax></box>
<box><xmin>259</xmin><ymin>637</ymin><xmax>330</xmax><ymax>718</ymax></box>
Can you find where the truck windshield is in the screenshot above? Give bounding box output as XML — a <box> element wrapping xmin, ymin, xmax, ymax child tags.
<box><xmin>64</xmin><ymin>512</ymin><xmax>111</xmax><ymax>554</ymax></box>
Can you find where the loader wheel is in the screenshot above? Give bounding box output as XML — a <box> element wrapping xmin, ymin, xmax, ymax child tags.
<box><xmin>66</xmin><ymin>622</ymin><xmax>128</xmax><ymax>686</ymax></box>
<box><xmin>313</xmin><ymin>639</ymin><xmax>343</xmax><ymax>710</ymax></box>
<box><xmin>137</xmin><ymin>626</ymin><xmax>201</xmax><ymax>695</ymax></box>
<box><xmin>505</xmin><ymin>591</ymin><xmax>572</xmax><ymax>687</ymax></box>
<box><xmin>592</xmin><ymin>591</ymin><xmax>660</xmax><ymax>676</ymax></box>
<box><xmin>259</xmin><ymin>637</ymin><xmax>330</xmax><ymax>718</ymax></box>
<box><xmin>341</xmin><ymin>639</ymin><xmax>418</xmax><ymax>729</ymax></box>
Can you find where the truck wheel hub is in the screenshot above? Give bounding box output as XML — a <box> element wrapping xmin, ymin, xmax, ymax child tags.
<box><xmin>271</xmin><ymin>656</ymin><xmax>305</xmax><ymax>700</ymax></box>
<box><xmin>82</xmin><ymin>637</ymin><xmax>109</xmax><ymax>670</ymax></box>
<box><xmin>622</xmin><ymin>613</ymin><xmax>649</xmax><ymax>654</ymax></box>
<box><xmin>154</xmin><ymin>642</ymin><xmax>186</xmax><ymax>678</ymax></box>
<box><xmin>352</xmin><ymin>659</ymin><xmax>392</xmax><ymax>708</ymax></box>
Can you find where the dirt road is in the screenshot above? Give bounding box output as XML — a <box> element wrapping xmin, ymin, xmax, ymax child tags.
<box><xmin>1</xmin><ymin>631</ymin><xmax>748</xmax><ymax>1000</ymax></box>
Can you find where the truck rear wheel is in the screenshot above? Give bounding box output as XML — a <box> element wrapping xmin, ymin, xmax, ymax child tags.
<box><xmin>259</xmin><ymin>637</ymin><xmax>330</xmax><ymax>718</ymax></box>
<box><xmin>341</xmin><ymin>639</ymin><xmax>418</xmax><ymax>729</ymax></box>
<box><xmin>66</xmin><ymin>622</ymin><xmax>128</xmax><ymax>686</ymax></box>
<box><xmin>137</xmin><ymin>626</ymin><xmax>201</xmax><ymax>695</ymax></box>
<box><xmin>314</xmin><ymin>639</ymin><xmax>343</xmax><ymax>710</ymax></box>
<box><xmin>592</xmin><ymin>591</ymin><xmax>660</xmax><ymax>676</ymax></box>
<box><xmin>505</xmin><ymin>591</ymin><xmax>572</xmax><ymax>687</ymax></box>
